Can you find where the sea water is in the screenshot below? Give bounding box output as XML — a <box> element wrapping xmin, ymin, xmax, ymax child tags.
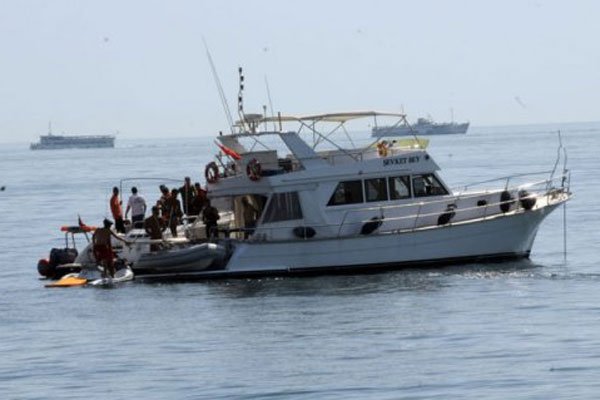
<box><xmin>0</xmin><ymin>122</ymin><xmax>599</xmax><ymax>399</ymax></box>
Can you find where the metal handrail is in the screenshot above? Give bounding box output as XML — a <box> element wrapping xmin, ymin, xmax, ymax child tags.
<box><xmin>451</xmin><ymin>170</ymin><xmax>554</xmax><ymax>192</ymax></box>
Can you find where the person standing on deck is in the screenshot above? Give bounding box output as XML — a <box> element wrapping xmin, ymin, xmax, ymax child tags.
<box><xmin>179</xmin><ymin>177</ymin><xmax>196</xmax><ymax>216</ymax></box>
<box><xmin>190</xmin><ymin>182</ymin><xmax>208</xmax><ymax>217</ymax></box>
<box><xmin>166</xmin><ymin>188</ymin><xmax>183</xmax><ymax>237</ymax></box>
<box><xmin>157</xmin><ymin>185</ymin><xmax>171</xmax><ymax>222</ymax></box>
<box><xmin>125</xmin><ymin>187</ymin><xmax>147</xmax><ymax>228</ymax></box>
<box><xmin>144</xmin><ymin>206</ymin><xmax>166</xmax><ymax>251</ymax></box>
<box><xmin>241</xmin><ymin>197</ymin><xmax>259</xmax><ymax>239</ymax></box>
<box><xmin>110</xmin><ymin>187</ymin><xmax>126</xmax><ymax>233</ymax></box>
<box><xmin>202</xmin><ymin>199</ymin><xmax>220</xmax><ymax>239</ymax></box>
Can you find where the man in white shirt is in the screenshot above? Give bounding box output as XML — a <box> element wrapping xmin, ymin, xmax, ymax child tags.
<box><xmin>125</xmin><ymin>186</ymin><xmax>147</xmax><ymax>228</ymax></box>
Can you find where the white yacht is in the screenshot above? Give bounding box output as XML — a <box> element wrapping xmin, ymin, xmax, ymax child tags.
<box><xmin>39</xmin><ymin>111</ymin><xmax>570</xmax><ymax>281</ymax></box>
<box><xmin>175</xmin><ymin>111</ymin><xmax>569</xmax><ymax>278</ymax></box>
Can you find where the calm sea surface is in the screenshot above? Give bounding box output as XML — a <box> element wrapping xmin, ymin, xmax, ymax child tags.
<box><xmin>1</xmin><ymin>122</ymin><xmax>599</xmax><ymax>399</ymax></box>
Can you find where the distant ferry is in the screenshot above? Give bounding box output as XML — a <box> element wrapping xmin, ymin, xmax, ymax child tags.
<box><xmin>372</xmin><ymin>117</ymin><xmax>469</xmax><ymax>137</ymax></box>
<box><xmin>30</xmin><ymin>133</ymin><xmax>115</xmax><ymax>150</ymax></box>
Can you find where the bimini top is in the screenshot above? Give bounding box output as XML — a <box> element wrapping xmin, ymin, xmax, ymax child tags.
<box><xmin>254</xmin><ymin>110</ymin><xmax>406</xmax><ymax>124</ymax></box>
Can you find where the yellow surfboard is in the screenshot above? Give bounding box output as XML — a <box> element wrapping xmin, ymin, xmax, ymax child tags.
<box><xmin>45</xmin><ymin>275</ymin><xmax>87</xmax><ymax>288</ymax></box>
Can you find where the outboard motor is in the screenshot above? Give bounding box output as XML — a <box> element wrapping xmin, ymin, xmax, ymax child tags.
<box><xmin>37</xmin><ymin>258</ymin><xmax>53</xmax><ymax>278</ymax></box>
<box><xmin>37</xmin><ymin>248</ymin><xmax>79</xmax><ymax>278</ymax></box>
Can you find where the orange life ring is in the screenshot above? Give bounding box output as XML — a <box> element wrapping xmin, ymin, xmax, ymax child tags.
<box><xmin>205</xmin><ymin>162</ymin><xmax>219</xmax><ymax>184</ymax></box>
<box><xmin>246</xmin><ymin>159</ymin><xmax>262</xmax><ymax>181</ymax></box>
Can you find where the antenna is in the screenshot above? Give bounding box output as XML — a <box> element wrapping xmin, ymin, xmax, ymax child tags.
<box><xmin>264</xmin><ymin>76</ymin><xmax>277</xmax><ymax>131</ymax></box>
<box><xmin>203</xmin><ymin>38</ymin><xmax>234</xmax><ymax>133</ymax></box>
<box><xmin>48</xmin><ymin>121</ymin><xmax>53</xmax><ymax>135</ymax></box>
<box><xmin>237</xmin><ymin>66</ymin><xmax>247</xmax><ymax>131</ymax></box>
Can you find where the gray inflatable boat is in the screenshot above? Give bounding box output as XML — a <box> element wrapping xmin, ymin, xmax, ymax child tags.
<box><xmin>133</xmin><ymin>243</ymin><xmax>226</xmax><ymax>275</ymax></box>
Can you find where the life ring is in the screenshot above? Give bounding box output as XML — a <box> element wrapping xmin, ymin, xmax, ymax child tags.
<box><xmin>205</xmin><ymin>162</ymin><xmax>219</xmax><ymax>184</ymax></box>
<box><xmin>246</xmin><ymin>158</ymin><xmax>262</xmax><ymax>181</ymax></box>
<box><xmin>377</xmin><ymin>141</ymin><xmax>388</xmax><ymax>157</ymax></box>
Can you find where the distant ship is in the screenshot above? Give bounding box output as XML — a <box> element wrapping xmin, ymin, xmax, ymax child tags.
<box><xmin>30</xmin><ymin>133</ymin><xmax>115</xmax><ymax>150</ymax></box>
<box><xmin>372</xmin><ymin>117</ymin><xmax>469</xmax><ymax>137</ymax></box>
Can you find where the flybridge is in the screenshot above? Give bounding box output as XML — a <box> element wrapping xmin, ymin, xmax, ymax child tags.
<box><xmin>219</xmin><ymin>110</ymin><xmax>424</xmax><ymax>161</ymax></box>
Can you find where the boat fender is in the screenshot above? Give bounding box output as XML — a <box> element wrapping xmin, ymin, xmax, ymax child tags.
<box><xmin>37</xmin><ymin>258</ymin><xmax>53</xmax><ymax>277</ymax></box>
<box><xmin>499</xmin><ymin>191</ymin><xmax>515</xmax><ymax>213</ymax></box>
<box><xmin>360</xmin><ymin>216</ymin><xmax>384</xmax><ymax>235</ymax></box>
<box><xmin>205</xmin><ymin>162</ymin><xmax>219</xmax><ymax>184</ymax></box>
<box><xmin>293</xmin><ymin>226</ymin><xmax>316</xmax><ymax>239</ymax></box>
<box><xmin>246</xmin><ymin>158</ymin><xmax>262</xmax><ymax>181</ymax></box>
<box><xmin>437</xmin><ymin>204</ymin><xmax>457</xmax><ymax>225</ymax></box>
<box><xmin>477</xmin><ymin>200</ymin><xmax>487</xmax><ymax>207</ymax></box>
<box><xmin>519</xmin><ymin>190</ymin><xmax>537</xmax><ymax>210</ymax></box>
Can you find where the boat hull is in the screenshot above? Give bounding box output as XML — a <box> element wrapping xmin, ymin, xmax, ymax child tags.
<box><xmin>153</xmin><ymin>201</ymin><xmax>560</xmax><ymax>280</ymax></box>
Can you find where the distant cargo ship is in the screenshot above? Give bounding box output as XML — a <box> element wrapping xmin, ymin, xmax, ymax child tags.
<box><xmin>30</xmin><ymin>133</ymin><xmax>115</xmax><ymax>150</ymax></box>
<box><xmin>372</xmin><ymin>117</ymin><xmax>469</xmax><ymax>137</ymax></box>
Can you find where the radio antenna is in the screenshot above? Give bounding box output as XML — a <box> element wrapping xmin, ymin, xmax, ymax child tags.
<box><xmin>237</xmin><ymin>67</ymin><xmax>247</xmax><ymax>131</ymax></box>
<box><xmin>264</xmin><ymin>76</ymin><xmax>277</xmax><ymax>131</ymax></box>
<box><xmin>203</xmin><ymin>38</ymin><xmax>234</xmax><ymax>133</ymax></box>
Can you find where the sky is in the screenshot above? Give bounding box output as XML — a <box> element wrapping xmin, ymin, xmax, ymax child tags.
<box><xmin>0</xmin><ymin>0</ymin><xmax>599</xmax><ymax>143</ymax></box>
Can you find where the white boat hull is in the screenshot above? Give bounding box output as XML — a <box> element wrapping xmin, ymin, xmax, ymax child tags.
<box><xmin>188</xmin><ymin>202</ymin><xmax>560</xmax><ymax>279</ymax></box>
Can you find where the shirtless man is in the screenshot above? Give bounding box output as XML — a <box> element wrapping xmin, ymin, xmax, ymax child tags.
<box><xmin>144</xmin><ymin>206</ymin><xmax>166</xmax><ymax>252</ymax></box>
<box><xmin>92</xmin><ymin>219</ymin><xmax>131</xmax><ymax>278</ymax></box>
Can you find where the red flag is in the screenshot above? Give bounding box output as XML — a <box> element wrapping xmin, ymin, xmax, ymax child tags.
<box><xmin>216</xmin><ymin>142</ymin><xmax>242</xmax><ymax>160</ymax></box>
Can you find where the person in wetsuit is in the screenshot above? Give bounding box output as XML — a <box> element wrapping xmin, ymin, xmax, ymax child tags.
<box><xmin>144</xmin><ymin>206</ymin><xmax>166</xmax><ymax>252</ymax></box>
<box><xmin>92</xmin><ymin>219</ymin><xmax>131</xmax><ymax>278</ymax></box>
<box><xmin>202</xmin><ymin>199</ymin><xmax>220</xmax><ymax>239</ymax></box>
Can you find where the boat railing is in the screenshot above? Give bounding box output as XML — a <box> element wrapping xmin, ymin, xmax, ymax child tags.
<box><xmin>336</xmin><ymin>171</ymin><xmax>568</xmax><ymax>234</ymax></box>
<box><xmin>452</xmin><ymin>170</ymin><xmax>554</xmax><ymax>192</ymax></box>
<box><xmin>248</xmin><ymin>171</ymin><xmax>569</xmax><ymax>242</ymax></box>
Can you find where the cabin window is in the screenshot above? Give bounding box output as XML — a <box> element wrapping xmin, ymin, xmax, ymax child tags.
<box><xmin>412</xmin><ymin>174</ymin><xmax>448</xmax><ymax>197</ymax></box>
<box><xmin>364</xmin><ymin>178</ymin><xmax>388</xmax><ymax>202</ymax></box>
<box><xmin>327</xmin><ymin>180</ymin><xmax>364</xmax><ymax>206</ymax></box>
<box><xmin>389</xmin><ymin>176</ymin><xmax>411</xmax><ymax>199</ymax></box>
<box><xmin>262</xmin><ymin>192</ymin><xmax>303</xmax><ymax>223</ymax></box>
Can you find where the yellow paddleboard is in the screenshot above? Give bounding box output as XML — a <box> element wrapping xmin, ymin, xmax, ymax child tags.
<box><xmin>45</xmin><ymin>275</ymin><xmax>87</xmax><ymax>288</ymax></box>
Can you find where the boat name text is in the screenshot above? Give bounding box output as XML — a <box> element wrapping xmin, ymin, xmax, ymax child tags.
<box><xmin>383</xmin><ymin>156</ymin><xmax>420</xmax><ymax>166</ymax></box>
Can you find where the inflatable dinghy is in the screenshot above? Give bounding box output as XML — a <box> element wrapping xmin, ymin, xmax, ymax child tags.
<box><xmin>133</xmin><ymin>243</ymin><xmax>226</xmax><ymax>275</ymax></box>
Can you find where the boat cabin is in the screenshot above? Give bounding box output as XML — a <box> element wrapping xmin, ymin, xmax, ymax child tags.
<box><xmin>204</xmin><ymin>112</ymin><xmax>467</xmax><ymax>242</ymax></box>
